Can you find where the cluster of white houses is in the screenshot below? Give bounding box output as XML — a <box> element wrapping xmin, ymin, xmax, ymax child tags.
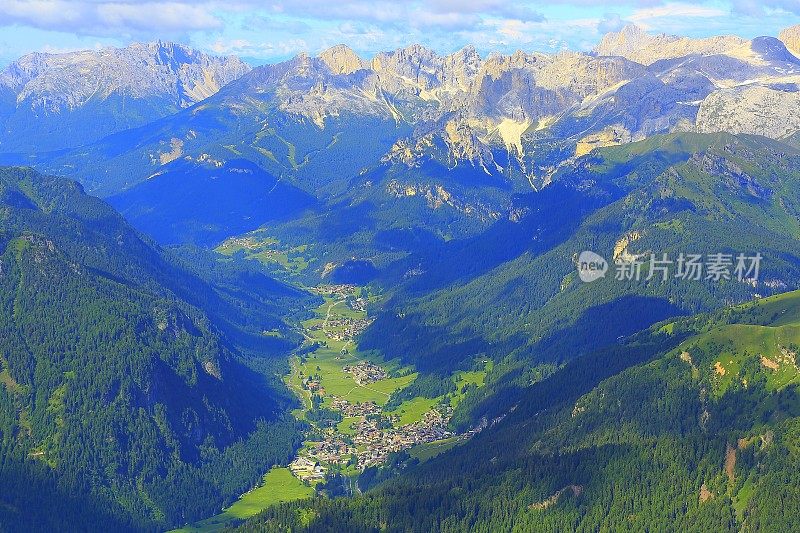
<box><xmin>330</xmin><ymin>398</ymin><xmax>382</xmax><ymax>417</ymax></box>
<box><xmin>352</xmin><ymin>408</ymin><xmax>453</xmax><ymax>468</ymax></box>
<box><xmin>324</xmin><ymin>316</ymin><xmax>375</xmax><ymax>342</ymax></box>
<box><xmin>290</xmin><ymin>395</ymin><xmax>454</xmax><ymax>482</ymax></box>
<box><xmin>342</xmin><ymin>361</ymin><xmax>388</xmax><ymax>385</ymax></box>
<box><xmin>314</xmin><ymin>284</ymin><xmax>357</xmax><ymax>298</ymax></box>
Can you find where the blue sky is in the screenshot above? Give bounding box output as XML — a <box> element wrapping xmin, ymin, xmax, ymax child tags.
<box><xmin>0</xmin><ymin>0</ymin><xmax>799</xmax><ymax>66</ymax></box>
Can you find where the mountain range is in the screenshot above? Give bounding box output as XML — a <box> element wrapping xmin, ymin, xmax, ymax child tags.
<box><xmin>0</xmin><ymin>41</ymin><xmax>249</xmax><ymax>152</ymax></box>
<box><xmin>0</xmin><ymin>25</ymin><xmax>796</xmax><ymax>197</ymax></box>
<box><xmin>2</xmin><ymin>22</ymin><xmax>800</xmax><ymax>532</ymax></box>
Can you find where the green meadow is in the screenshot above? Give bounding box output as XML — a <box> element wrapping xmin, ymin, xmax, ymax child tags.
<box><xmin>171</xmin><ymin>467</ymin><xmax>313</xmax><ymax>532</ymax></box>
<box><xmin>290</xmin><ymin>296</ymin><xmax>416</xmax><ymax>409</ymax></box>
<box><xmin>389</xmin><ymin>396</ymin><xmax>439</xmax><ymax>426</ymax></box>
<box><xmin>673</xmin><ymin>292</ymin><xmax>800</xmax><ymax>397</ymax></box>
<box><xmin>215</xmin><ymin>234</ymin><xmax>311</xmax><ymax>276</ymax></box>
<box><xmin>408</xmin><ymin>437</ymin><xmax>461</xmax><ymax>462</ymax></box>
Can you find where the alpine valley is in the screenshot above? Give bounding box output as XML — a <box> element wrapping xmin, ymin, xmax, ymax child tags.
<box><xmin>1</xmin><ymin>21</ymin><xmax>800</xmax><ymax>533</ymax></box>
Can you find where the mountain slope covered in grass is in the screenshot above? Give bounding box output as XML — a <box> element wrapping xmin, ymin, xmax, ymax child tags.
<box><xmin>0</xmin><ymin>42</ymin><xmax>249</xmax><ymax>153</ymax></box>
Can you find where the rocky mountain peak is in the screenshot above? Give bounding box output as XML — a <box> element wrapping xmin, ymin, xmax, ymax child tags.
<box><xmin>372</xmin><ymin>44</ymin><xmax>438</xmax><ymax>72</ymax></box>
<box><xmin>748</xmin><ymin>36</ymin><xmax>800</xmax><ymax>65</ymax></box>
<box><xmin>609</xmin><ymin>24</ymin><xmax>648</xmax><ymax>43</ymax></box>
<box><xmin>0</xmin><ymin>41</ymin><xmax>250</xmax><ymax>112</ymax></box>
<box><xmin>439</xmin><ymin>46</ymin><xmax>482</xmax><ymax>89</ymax></box>
<box><xmin>595</xmin><ymin>24</ymin><xmax>655</xmax><ymax>59</ymax></box>
<box><xmin>596</xmin><ymin>24</ymin><xmax>745</xmax><ymax>65</ymax></box>
<box><xmin>480</xmin><ymin>50</ymin><xmax>537</xmax><ymax>80</ymax></box>
<box><xmin>779</xmin><ymin>25</ymin><xmax>800</xmax><ymax>57</ymax></box>
<box><xmin>320</xmin><ymin>44</ymin><xmax>365</xmax><ymax>75</ymax></box>
<box><xmin>448</xmin><ymin>45</ymin><xmax>481</xmax><ymax>66</ymax></box>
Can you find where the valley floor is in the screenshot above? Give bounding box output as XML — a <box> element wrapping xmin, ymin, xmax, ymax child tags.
<box><xmin>174</xmin><ymin>283</ymin><xmax>487</xmax><ymax>532</ymax></box>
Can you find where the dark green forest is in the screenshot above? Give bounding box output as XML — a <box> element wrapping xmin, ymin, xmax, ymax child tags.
<box><xmin>0</xmin><ymin>168</ymin><xmax>308</xmax><ymax>530</ymax></box>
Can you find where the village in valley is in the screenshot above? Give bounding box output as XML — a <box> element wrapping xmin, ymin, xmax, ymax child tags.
<box><xmin>343</xmin><ymin>361</ymin><xmax>387</xmax><ymax>385</ymax></box>
<box><xmin>173</xmin><ymin>281</ymin><xmax>491</xmax><ymax>531</ymax></box>
<box><xmin>290</xmin><ymin>402</ymin><xmax>454</xmax><ymax>481</ymax></box>
<box><xmin>286</xmin><ymin>284</ymin><xmax>471</xmax><ymax>485</ymax></box>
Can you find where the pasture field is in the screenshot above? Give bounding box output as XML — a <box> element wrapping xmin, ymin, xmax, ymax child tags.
<box><xmin>172</xmin><ymin>467</ymin><xmax>313</xmax><ymax>532</ymax></box>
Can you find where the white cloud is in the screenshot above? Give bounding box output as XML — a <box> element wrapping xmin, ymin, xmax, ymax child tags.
<box><xmin>0</xmin><ymin>0</ymin><xmax>222</xmax><ymax>35</ymax></box>
<box><xmin>598</xmin><ymin>13</ymin><xmax>625</xmax><ymax>33</ymax></box>
<box><xmin>731</xmin><ymin>0</ymin><xmax>800</xmax><ymax>16</ymax></box>
<box><xmin>628</xmin><ymin>3</ymin><xmax>726</xmax><ymax>29</ymax></box>
<box><xmin>209</xmin><ymin>37</ymin><xmax>308</xmax><ymax>58</ymax></box>
<box><xmin>97</xmin><ymin>2</ymin><xmax>221</xmax><ymax>31</ymax></box>
<box><xmin>1</xmin><ymin>0</ymin><xmax>799</xmax><ymax>63</ymax></box>
<box><xmin>0</xmin><ymin>0</ymin><xmax>85</xmax><ymax>28</ymax></box>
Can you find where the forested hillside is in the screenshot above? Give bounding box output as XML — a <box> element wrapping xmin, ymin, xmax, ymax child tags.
<box><xmin>240</xmin><ymin>291</ymin><xmax>800</xmax><ymax>532</ymax></box>
<box><xmin>109</xmin><ymin>158</ymin><xmax>316</xmax><ymax>246</ymax></box>
<box><xmin>0</xmin><ymin>167</ymin><xmax>307</xmax><ymax>530</ymax></box>
<box><xmin>359</xmin><ymin>134</ymin><xmax>800</xmax><ymax>415</ymax></box>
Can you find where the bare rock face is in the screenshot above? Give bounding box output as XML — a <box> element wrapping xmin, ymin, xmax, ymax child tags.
<box><xmin>73</xmin><ymin>30</ymin><xmax>800</xmax><ymax>189</ymax></box>
<box><xmin>1</xmin><ymin>41</ymin><xmax>250</xmax><ymax>113</ymax></box>
<box><xmin>596</xmin><ymin>24</ymin><xmax>745</xmax><ymax>65</ymax></box>
<box><xmin>0</xmin><ymin>41</ymin><xmax>250</xmax><ymax>150</ymax></box>
<box><xmin>264</xmin><ymin>43</ymin><xmax>647</xmax><ymax>170</ymax></box>
<box><xmin>780</xmin><ymin>25</ymin><xmax>800</xmax><ymax>57</ymax></box>
<box><xmin>11</xmin><ymin>27</ymin><xmax>800</xmax><ymax>189</ymax></box>
<box><xmin>696</xmin><ymin>86</ymin><xmax>800</xmax><ymax>138</ymax></box>
<box><xmin>319</xmin><ymin>44</ymin><xmax>365</xmax><ymax>75</ymax></box>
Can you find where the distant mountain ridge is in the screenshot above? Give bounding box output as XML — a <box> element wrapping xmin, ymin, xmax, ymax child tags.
<box><xmin>6</xmin><ymin>23</ymin><xmax>798</xmax><ymax>200</ymax></box>
<box><xmin>0</xmin><ymin>41</ymin><xmax>249</xmax><ymax>151</ymax></box>
<box><xmin>595</xmin><ymin>24</ymin><xmax>747</xmax><ymax>64</ymax></box>
<box><xmin>780</xmin><ymin>24</ymin><xmax>800</xmax><ymax>57</ymax></box>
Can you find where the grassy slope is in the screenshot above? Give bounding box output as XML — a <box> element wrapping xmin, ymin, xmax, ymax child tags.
<box><xmin>669</xmin><ymin>293</ymin><xmax>800</xmax><ymax>396</ymax></box>
<box><xmin>408</xmin><ymin>437</ymin><xmax>461</xmax><ymax>461</ymax></box>
<box><xmin>173</xmin><ymin>468</ymin><xmax>313</xmax><ymax>532</ymax></box>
